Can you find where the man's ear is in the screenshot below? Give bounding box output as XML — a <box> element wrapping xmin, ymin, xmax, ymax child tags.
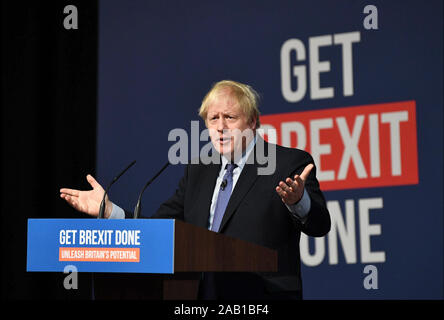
<box><xmin>249</xmin><ymin>117</ymin><xmax>257</xmax><ymax>130</ymax></box>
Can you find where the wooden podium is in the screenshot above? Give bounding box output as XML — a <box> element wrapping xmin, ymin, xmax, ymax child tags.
<box><xmin>27</xmin><ymin>218</ymin><xmax>277</xmax><ymax>300</ymax></box>
<box><xmin>93</xmin><ymin>220</ymin><xmax>277</xmax><ymax>300</ymax></box>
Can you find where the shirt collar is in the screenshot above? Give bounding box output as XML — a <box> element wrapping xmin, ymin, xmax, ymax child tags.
<box><xmin>221</xmin><ymin>134</ymin><xmax>257</xmax><ymax>171</ymax></box>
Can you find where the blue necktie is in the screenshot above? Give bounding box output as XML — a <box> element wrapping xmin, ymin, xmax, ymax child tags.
<box><xmin>211</xmin><ymin>163</ymin><xmax>237</xmax><ymax>232</ymax></box>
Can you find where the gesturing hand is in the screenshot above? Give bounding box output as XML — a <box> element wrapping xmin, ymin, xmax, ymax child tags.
<box><xmin>60</xmin><ymin>174</ymin><xmax>112</xmax><ymax>218</ymax></box>
<box><xmin>275</xmin><ymin>164</ymin><xmax>314</xmax><ymax>206</ymax></box>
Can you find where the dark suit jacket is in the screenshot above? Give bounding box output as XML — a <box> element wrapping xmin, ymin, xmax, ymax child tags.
<box><xmin>125</xmin><ymin>139</ymin><xmax>330</xmax><ymax>299</ymax></box>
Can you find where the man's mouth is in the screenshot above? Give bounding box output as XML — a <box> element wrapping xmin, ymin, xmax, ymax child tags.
<box><xmin>219</xmin><ymin>136</ymin><xmax>231</xmax><ymax>144</ymax></box>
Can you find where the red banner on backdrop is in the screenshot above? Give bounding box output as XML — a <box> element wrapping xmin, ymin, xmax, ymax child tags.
<box><xmin>260</xmin><ymin>100</ymin><xmax>418</xmax><ymax>191</ymax></box>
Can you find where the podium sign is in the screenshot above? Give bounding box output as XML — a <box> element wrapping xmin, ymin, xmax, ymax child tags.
<box><xmin>27</xmin><ymin>219</ymin><xmax>175</xmax><ymax>273</ymax></box>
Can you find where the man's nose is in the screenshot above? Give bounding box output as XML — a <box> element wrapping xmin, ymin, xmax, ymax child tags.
<box><xmin>217</xmin><ymin>117</ymin><xmax>227</xmax><ymax>132</ymax></box>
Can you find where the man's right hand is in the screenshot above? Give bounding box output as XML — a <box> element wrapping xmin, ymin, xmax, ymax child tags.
<box><xmin>60</xmin><ymin>174</ymin><xmax>113</xmax><ymax>218</ymax></box>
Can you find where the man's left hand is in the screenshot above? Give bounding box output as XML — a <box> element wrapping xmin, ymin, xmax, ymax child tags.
<box><xmin>276</xmin><ymin>163</ymin><xmax>314</xmax><ymax>205</ymax></box>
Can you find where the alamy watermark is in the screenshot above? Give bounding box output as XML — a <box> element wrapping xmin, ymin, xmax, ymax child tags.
<box><xmin>167</xmin><ymin>122</ymin><xmax>277</xmax><ymax>175</ymax></box>
<box><xmin>363</xmin><ymin>264</ymin><xmax>378</xmax><ymax>290</ymax></box>
<box><xmin>363</xmin><ymin>5</ymin><xmax>378</xmax><ymax>30</ymax></box>
<box><xmin>63</xmin><ymin>265</ymin><xmax>78</xmax><ymax>290</ymax></box>
<box><xmin>63</xmin><ymin>5</ymin><xmax>78</xmax><ymax>30</ymax></box>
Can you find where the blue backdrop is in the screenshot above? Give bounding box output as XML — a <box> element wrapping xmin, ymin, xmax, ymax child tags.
<box><xmin>96</xmin><ymin>0</ymin><xmax>443</xmax><ymax>299</ymax></box>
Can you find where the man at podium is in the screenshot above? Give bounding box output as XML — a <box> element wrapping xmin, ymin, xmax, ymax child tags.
<box><xmin>60</xmin><ymin>80</ymin><xmax>331</xmax><ymax>300</ymax></box>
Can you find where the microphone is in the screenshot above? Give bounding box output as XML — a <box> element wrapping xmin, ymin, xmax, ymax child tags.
<box><xmin>220</xmin><ymin>179</ymin><xmax>227</xmax><ymax>191</ymax></box>
<box><xmin>98</xmin><ymin>160</ymin><xmax>136</xmax><ymax>219</ymax></box>
<box><xmin>133</xmin><ymin>161</ymin><xmax>170</xmax><ymax>219</ymax></box>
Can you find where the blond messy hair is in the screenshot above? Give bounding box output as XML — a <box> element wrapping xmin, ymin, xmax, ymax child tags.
<box><xmin>198</xmin><ymin>80</ymin><xmax>261</xmax><ymax>129</ymax></box>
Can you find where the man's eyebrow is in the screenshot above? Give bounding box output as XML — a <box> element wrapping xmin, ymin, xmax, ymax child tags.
<box><xmin>208</xmin><ymin>111</ymin><xmax>238</xmax><ymax>116</ymax></box>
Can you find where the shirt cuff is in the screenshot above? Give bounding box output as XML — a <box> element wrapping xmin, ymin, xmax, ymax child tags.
<box><xmin>108</xmin><ymin>202</ymin><xmax>125</xmax><ymax>219</ymax></box>
<box><xmin>286</xmin><ymin>188</ymin><xmax>311</xmax><ymax>222</ymax></box>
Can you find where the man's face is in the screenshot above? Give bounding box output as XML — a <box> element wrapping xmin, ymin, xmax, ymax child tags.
<box><xmin>206</xmin><ymin>89</ymin><xmax>256</xmax><ymax>159</ymax></box>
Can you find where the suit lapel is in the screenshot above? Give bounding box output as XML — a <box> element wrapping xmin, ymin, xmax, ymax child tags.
<box><xmin>218</xmin><ymin>150</ymin><xmax>260</xmax><ymax>232</ymax></box>
<box><xmin>193</xmin><ymin>162</ymin><xmax>221</xmax><ymax>228</ymax></box>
